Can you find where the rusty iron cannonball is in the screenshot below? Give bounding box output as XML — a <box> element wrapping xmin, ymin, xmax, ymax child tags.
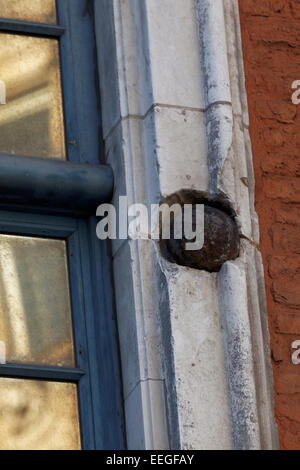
<box><xmin>164</xmin><ymin>205</ymin><xmax>240</xmax><ymax>272</ymax></box>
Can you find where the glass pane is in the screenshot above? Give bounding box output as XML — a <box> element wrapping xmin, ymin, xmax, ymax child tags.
<box><xmin>0</xmin><ymin>234</ymin><xmax>75</xmax><ymax>367</ymax></box>
<box><xmin>0</xmin><ymin>34</ymin><xmax>66</xmax><ymax>159</ymax></box>
<box><xmin>0</xmin><ymin>379</ymin><xmax>81</xmax><ymax>450</ymax></box>
<box><xmin>0</xmin><ymin>0</ymin><xmax>57</xmax><ymax>24</ymax></box>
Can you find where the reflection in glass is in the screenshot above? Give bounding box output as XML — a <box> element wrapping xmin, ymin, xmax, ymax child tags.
<box><xmin>0</xmin><ymin>0</ymin><xmax>57</xmax><ymax>24</ymax></box>
<box><xmin>0</xmin><ymin>34</ymin><xmax>66</xmax><ymax>159</ymax></box>
<box><xmin>0</xmin><ymin>234</ymin><xmax>75</xmax><ymax>367</ymax></box>
<box><xmin>0</xmin><ymin>379</ymin><xmax>81</xmax><ymax>450</ymax></box>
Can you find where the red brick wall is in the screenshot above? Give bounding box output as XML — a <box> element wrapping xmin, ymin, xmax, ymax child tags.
<box><xmin>239</xmin><ymin>0</ymin><xmax>300</xmax><ymax>449</ymax></box>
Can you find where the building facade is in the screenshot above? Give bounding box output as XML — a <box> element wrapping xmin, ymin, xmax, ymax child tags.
<box><xmin>0</xmin><ymin>0</ymin><xmax>299</xmax><ymax>450</ymax></box>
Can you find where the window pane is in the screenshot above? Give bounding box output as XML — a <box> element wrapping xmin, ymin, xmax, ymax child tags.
<box><xmin>0</xmin><ymin>0</ymin><xmax>57</xmax><ymax>24</ymax></box>
<box><xmin>0</xmin><ymin>34</ymin><xmax>66</xmax><ymax>159</ymax></box>
<box><xmin>0</xmin><ymin>379</ymin><xmax>81</xmax><ymax>450</ymax></box>
<box><xmin>0</xmin><ymin>234</ymin><xmax>75</xmax><ymax>367</ymax></box>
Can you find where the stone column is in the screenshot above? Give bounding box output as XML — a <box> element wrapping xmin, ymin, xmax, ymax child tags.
<box><xmin>94</xmin><ymin>0</ymin><xmax>278</xmax><ymax>450</ymax></box>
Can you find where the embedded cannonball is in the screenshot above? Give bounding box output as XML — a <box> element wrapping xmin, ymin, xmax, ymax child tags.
<box><xmin>165</xmin><ymin>205</ymin><xmax>240</xmax><ymax>272</ymax></box>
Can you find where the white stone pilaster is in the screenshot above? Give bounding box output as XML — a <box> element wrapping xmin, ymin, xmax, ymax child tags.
<box><xmin>94</xmin><ymin>0</ymin><xmax>278</xmax><ymax>450</ymax></box>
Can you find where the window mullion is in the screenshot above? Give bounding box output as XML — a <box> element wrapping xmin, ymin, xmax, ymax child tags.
<box><xmin>0</xmin><ymin>364</ymin><xmax>84</xmax><ymax>382</ymax></box>
<box><xmin>0</xmin><ymin>18</ymin><xmax>65</xmax><ymax>37</ymax></box>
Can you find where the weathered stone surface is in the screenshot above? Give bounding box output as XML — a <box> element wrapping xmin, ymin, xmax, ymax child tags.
<box><xmin>95</xmin><ymin>0</ymin><xmax>278</xmax><ymax>451</ymax></box>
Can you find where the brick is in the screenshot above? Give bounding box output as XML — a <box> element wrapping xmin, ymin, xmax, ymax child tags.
<box><xmin>280</xmin><ymin>427</ymin><xmax>300</xmax><ymax>450</ymax></box>
<box><xmin>239</xmin><ymin>0</ymin><xmax>270</xmax><ymax>17</ymax></box>
<box><xmin>239</xmin><ymin>0</ymin><xmax>300</xmax><ymax>448</ymax></box>
<box><xmin>255</xmin><ymin>99</ymin><xmax>297</xmax><ymax>123</ymax></box>
<box><xmin>268</xmin><ymin>255</ymin><xmax>300</xmax><ymax>279</ymax></box>
<box><xmin>262</xmin><ymin>127</ymin><xmax>285</xmax><ymax>148</ymax></box>
<box><xmin>261</xmin><ymin>154</ymin><xmax>300</xmax><ymax>177</ymax></box>
<box><xmin>290</xmin><ymin>0</ymin><xmax>300</xmax><ymax>19</ymax></box>
<box><xmin>271</xmin><ymin>224</ymin><xmax>300</xmax><ymax>253</ymax></box>
<box><xmin>271</xmin><ymin>334</ymin><xmax>293</xmax><ymax>361</ymax></box>
<box><xmin>263</xmin><ymin>177</ymin><xmax>300</xmax><ymax>202</ymax></box>
<box><xmin>275</xmin><ymin>205</ymin><xmax>300</xmax><ymax>224</ymax></box>
<box><xmin>272</xmin><ymin>1</ymin><xmax>287</xmax><ymax>14</ymax></box>
<box><xmin>247</xmin><ymin>18</ymin><xmax>300</xmax><ymax>48</ymax></box>
<box><xmin>277</xmin><ymin>395</ymin><xmax>300</xmax><ymax>424</ymax></box>
<box><xmin>276</xmin><ymin>369</ymin><xmax>300</xmax><ymax>394</ymax></box>
<box><xmin>272</xmin><ymin>280</ymin><xmax>300</xmax><ymax>307</ymax></box>
<box><xmin>275</xmin><ymin>304</ymin><xmax>300</xmax><ymax>334</ymax></box>
<box><xmin>269</xmin><ymin>101</ymin><xmax>297</xmax><ymax>123</ymax></box>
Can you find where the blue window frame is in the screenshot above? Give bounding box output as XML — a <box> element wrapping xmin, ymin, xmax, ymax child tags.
<box><xmin>0</xmin><ymin>0</ymin><xmax>125</xmax><ymax>450</ymax></box>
